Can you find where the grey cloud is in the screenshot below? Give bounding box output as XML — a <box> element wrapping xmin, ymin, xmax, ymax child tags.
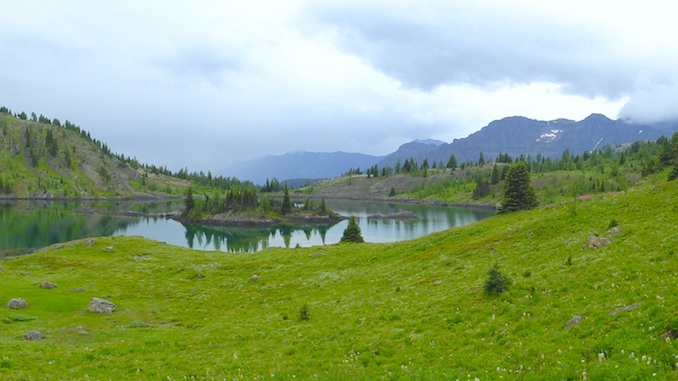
<box><xmin>310</xmin><ymin>4</ymin><xmax>638</xmax><ymax>97</ymax></box>
<box><xmin>155</xmin><ymin>45</ymin><xmax>242</xmax><ymax>82</ymax></box>
<box><xmin>618</xmin><ymin>83</ymin><xmax>678</xmax><ymax>125</ymax></box>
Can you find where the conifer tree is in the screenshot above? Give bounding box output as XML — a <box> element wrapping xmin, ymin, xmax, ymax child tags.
<box><xmin>183</xmin><ymin>186</ymin><xmax>195</xmax><ymax>216</ymax></box>
<box><xmin>500</xmin><ymin>161</ymin><xmax>537</xmax><ymax>213</ymax></box>
<box><xmin>446</xmin><ymin>154</ymin><xmax>457</xmax><ymax>171</ymax></box>
<box><xmin>340</xmin><ymin>216</ymin><xmax>364</xmax><ymax>243</ymax></box>
<box><xmin>281</xmin><ymin>183</ymin><xmax>293</xmax><ymax>215</ymax></box>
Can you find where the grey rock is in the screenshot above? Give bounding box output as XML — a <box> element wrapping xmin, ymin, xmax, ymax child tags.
<box><xmin>7</xmin><ymin>298</ymin><xmax>28</xmax><ymax>310</ymax></box>
<box><xmin>660</xmin><ymin>329</ymin><xmax>678</xmax><ymax>341</ymax></box>
<box><xmin>88</xmin><ymin>297</ymin><xmax>116</xmax><ymax>313</ymax></box>
<box><xmin>564</xmin><ymin>315</ymin><xmax>583</xmax><ymax>330</ymax></box>
<box><xmin>39</xmin><ymin>281</ymin><xmax>58</xmax><ymax>289</ymax></box>
<box><xmin>609</xmin><ymin>302</ymin><xmax>642</xmax><ymax>316</ymax></box>
<box><xmin>23</xmin><ymin>330</ymin><xmax>42</xmax><ymax>341</ymax></box>
<box><xmin>103</xmin><ymin>246</ymin><xmax>114</xmax><ymax>252</ymax></box>
<box><xmin>583</xmin><ymin>235</ymin><xmax>611</xmax><ymax>249</ymax></box>
<box><xmin>249</xmin><ymin>274</ymin><xmax>260</xmax><ymax>281</ymax></box>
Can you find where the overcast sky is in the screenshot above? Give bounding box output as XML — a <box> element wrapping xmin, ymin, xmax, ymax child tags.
<box><xmin>2</xmin><ymin>1</ymin><xmax>677</xmax><ymax>173</ymax></box>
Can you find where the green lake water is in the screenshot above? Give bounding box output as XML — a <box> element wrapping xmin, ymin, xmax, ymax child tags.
<box><xmin>0</xmin><ymin>199</ymin><xmax>495</xmax><ymax>254</ymax></box>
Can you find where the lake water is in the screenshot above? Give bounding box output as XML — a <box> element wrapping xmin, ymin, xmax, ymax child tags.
<box><xmin>0</xmin><ymin>199</ymin><xmax>495</xmax><ymax>254</ymax></box>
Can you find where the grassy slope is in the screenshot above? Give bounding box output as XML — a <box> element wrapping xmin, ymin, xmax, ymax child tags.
<box><xmin>1</xmin><ymin>173</ymin><xmax>677</xmax><ymax>380</ymax></box>
<box><xmin>0</xmin><ymin>113</ymin><xmax>187</xmax><ymax>198</ymax></box>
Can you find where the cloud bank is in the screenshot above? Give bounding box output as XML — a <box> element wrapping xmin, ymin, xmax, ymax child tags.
<box><xmin>1</xmin><ymin>0</ymin><xmax>676</xmax><ymax>172</ymax></box>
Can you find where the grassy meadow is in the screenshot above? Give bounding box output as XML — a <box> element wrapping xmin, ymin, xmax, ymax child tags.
<box><xmin>1</xmin><ymin>172</ymin><xmax>678</xmax><ymax>380</ymax></box>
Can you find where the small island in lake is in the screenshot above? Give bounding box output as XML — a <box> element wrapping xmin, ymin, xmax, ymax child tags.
<box><xmin>367</xmin><ymin>211</ymin><xmax>419</xmax><ymax>220</ymax></box>
<box><xmin>173</xmin><ymin>184</ymin><xmax>344</xmax><ymax>227</ymax></box>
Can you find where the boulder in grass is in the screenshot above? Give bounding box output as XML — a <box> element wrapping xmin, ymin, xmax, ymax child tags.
<box><xmin>23</xmin><ymin>330</ymin><xmax>42</xmax><ymax>341</ymax></box>
<box><xmin>564</xmin><ymin>315</ymin><xmax>583</xmax><ymax>330</ymax></box>
<box><xmin>7</xmin><ymin>298</ymin><xmax>28</xmax><ymax>310</ymax></box>
<box><xmin>40</xmin><ymin>281</ymin><xmax>58</xmax><ymax>289</ymax></box>
<box><xmin>88</xmin><ymin>297</ymin><xmax>116</xmax><ymax>314</ymax></box>
<box><xmin>583</xmin><ymin>235</ymin><xmax>611</xmax><ymax>249</ymax></box>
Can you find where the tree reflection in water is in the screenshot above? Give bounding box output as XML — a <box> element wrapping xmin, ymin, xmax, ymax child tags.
<box><xmin>180</xmin><ymin>222</ymin><xmax>336</xmax><ymax>253</ymax></box>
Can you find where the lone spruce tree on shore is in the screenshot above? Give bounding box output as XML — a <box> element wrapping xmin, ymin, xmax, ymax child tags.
<box><xmin>340</xmin><ymin>216</ymin><xmax>364</xmax><ymax>243</ymax></box>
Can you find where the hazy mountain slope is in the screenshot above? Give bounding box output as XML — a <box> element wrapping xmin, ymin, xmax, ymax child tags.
<box><xmin>0</xmin><ymin>112</ymin><xmax>187</xmax><ymax>198</ymax></box>
<box><xmin>222</xmin><ymin>151</ymin><xmax>384</xmax><ymax>185</ymax></box>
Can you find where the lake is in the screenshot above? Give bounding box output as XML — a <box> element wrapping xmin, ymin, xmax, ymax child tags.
<box><xmin>0</xmin><ymin>199</ymin><xmax>495</xmax><ymax>254</ymax></box>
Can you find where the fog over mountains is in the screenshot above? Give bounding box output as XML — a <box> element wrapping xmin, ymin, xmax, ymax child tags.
<box><xmin>223</xmin><ymin>114</ymin><xmax>678</xmax><ymax>184</ymax></box>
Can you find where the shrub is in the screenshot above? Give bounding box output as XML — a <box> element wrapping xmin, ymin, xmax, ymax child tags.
<box><xmin>299</xmin><ymin>304</ymin><xmax>310</xmax><ymax>321</ymax></box>
<box><xmin>484</xmin><ymin>264</ymin><xmax>511</xmax><ymax>295</ymax></box>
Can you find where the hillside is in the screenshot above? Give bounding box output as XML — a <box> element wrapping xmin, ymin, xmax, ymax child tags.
<box><xmin>2</xmin><ymin>172</ymin><xmax>677</xmax><ymax>379</ymax></box>
<box><xmin>0</xmin><ymin>112</ymin><xmax>188</xmax><ymax>198</ymax></box>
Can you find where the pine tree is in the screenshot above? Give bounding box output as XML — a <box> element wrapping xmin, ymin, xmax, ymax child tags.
<box><xmin>446</xmin><ymin>154</ymin><xmax>457</xmax><ymax>171</ymax></box>
<box><xmin>281</xmin><ymin>184</ymin><xmax>293</xmax><ymax>215</ymax></box>
<box><xmin>500</xmin><ymin>161</ymin><xmax>537</xmax><ymax>213</ymax></box>
<box><xmin>183</xmin><ymin>186</ymin><xmax>195</xmax><ymax>216</ymax></box>
<box><xmin>318</xmin><ymin>197</ymin><xmax>328</xmax><ymax>215</ymax></box>
<box><xmin>484</xmin><ymin>263</ymin><xmax>511</xmax><ymax>295</ymax></box>
<box><xmin>490</xmin><ymin>164</ymin><xmax>500</xmax><ymax>184</ymax></box>
<box><xmin>340</xmin><ymin>216</ymin><xmax>364</xmax><ymax>243</ymax></box>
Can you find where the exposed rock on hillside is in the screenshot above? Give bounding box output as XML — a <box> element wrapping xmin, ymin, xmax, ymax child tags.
<box><xmin>584</xmin><ymin>235</ymin><xmax>612</xmax><ymax>249</ymax></box>
<box><xmin>7</xmin><ymin>298</ymin><xmax>28</xmax><ymax>309</ymax></box>
<box><xmin>39</xmin><ymin>281</ymin><xmax>57</xmax><ymax>289</ymax></box>
<box><xmin>88</xmin><ymin>297</ymin><xmax>116</xmax><ymax>313</ymax></box>
<box><xmin>23</xmin><ymin>330</ymin><xmax>42</xmax><ymax>341</ymax></box>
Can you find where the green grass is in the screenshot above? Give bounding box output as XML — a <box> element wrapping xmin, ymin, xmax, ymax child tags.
<box><xmin>1</xmin><ymin>173</ymin><xmax>678</xmax><ymax>379</ymax></box>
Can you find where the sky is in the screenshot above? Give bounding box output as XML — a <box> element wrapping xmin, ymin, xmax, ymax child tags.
<box><xmin>2</xmin><ymin>1</ymin><xmax>677</xmax><ymax>173</ymax></box>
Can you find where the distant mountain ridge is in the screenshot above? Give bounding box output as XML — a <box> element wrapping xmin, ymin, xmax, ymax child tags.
<box><xmin>224</xmin><ymin>114</ymin><xmax>678</xmax><ymax>184</ymax></box>
<box><xmin>377</xmin><ymin>113</ymin><xmax>677</xmax><ymax>168</ymax></box>
<box><xmin>222</xmin><ymin>151</ymin><xmax>384</xmax><ymax>185</ymax></box>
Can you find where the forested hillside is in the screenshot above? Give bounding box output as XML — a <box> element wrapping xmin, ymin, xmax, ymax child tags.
<box><xmin>0</xmin><ymin>108</ymin><xmax>187</xmax><ymax>198</ymax></box>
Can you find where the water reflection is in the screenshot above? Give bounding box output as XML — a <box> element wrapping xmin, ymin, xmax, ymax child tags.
<box><xmin>0</xmin><ymin>199</ymin><xmax>495</xmax><ymax>254</ymax></box>
<box><xmin>0</xmin><ymin>201</ymin><xmax>141</xmax><ymax>257</ymax></box>
<box><xmin>177</xmin><ymin>222</ymin><xmax>336</xmax><ymax>253</ymax></box>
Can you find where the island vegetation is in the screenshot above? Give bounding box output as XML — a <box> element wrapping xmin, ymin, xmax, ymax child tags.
<box><xmin>179</xmin><ymin>182</ymin><xmax>341</xmax><ymax>227</ymax></box>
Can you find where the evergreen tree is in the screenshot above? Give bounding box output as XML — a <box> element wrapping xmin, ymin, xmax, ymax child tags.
<box><xmin>478</xmin><ymin>152</ymin><xmax>485</xmax><ymax>166</ymax></box>
<box><xmin>490</xmin><ymin>164</ymin><xmax>500</xmax><ymax>184</ymax></box>
<box><xmin>281</xmin><ymin>183</ymin><xmax>293</xmax><ymax>215</ymax></box>
<box><xmin>318</xmin><ymin>197</ymin><xmax>328</xmax><ymax>215</ymax></box>
<box><xmin>183</xmin><ymin>186</ymin><xmax>195</xmax><ymax>216</ymax></box>
<box><xmin>446</xmin><ymin>154</ymin><xmax>457</xmax><ymax>171</ymax></box>
<box><xmin>500</xmin><ymin>161</ymin><xmax>537</xmax><ymax>213</ymax></box>
<box><xmin>484</xmin><ymin>264</ymin><xmax>511</xmax><ymax>295</ymax></box>
<box><xmin>340</xmin><ymin>216</ymin><xmax>364</xmax><ymax>243</ymax></box>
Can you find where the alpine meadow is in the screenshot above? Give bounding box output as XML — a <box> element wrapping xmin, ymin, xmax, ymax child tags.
<box><xmin>3</xmin><ymin>2</ymin><xmax>678</xmax><ymax>379</ymax></box>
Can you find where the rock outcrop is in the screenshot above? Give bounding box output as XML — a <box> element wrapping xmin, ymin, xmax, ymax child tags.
<box><xmin>7</xmin><ymin>298</ymin><xmax>28</xmax><ymax>310</ymax></box>
<box><xmin>87</xmin><ymin>297</ymin><xmax>116</xmax><ymax>313</ymax></box>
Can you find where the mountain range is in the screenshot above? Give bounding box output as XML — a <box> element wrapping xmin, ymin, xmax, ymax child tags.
<box><xmin>223</xmin><ymin>114</ymin><xmax>678</xmax><ymax>184</ymax></box>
